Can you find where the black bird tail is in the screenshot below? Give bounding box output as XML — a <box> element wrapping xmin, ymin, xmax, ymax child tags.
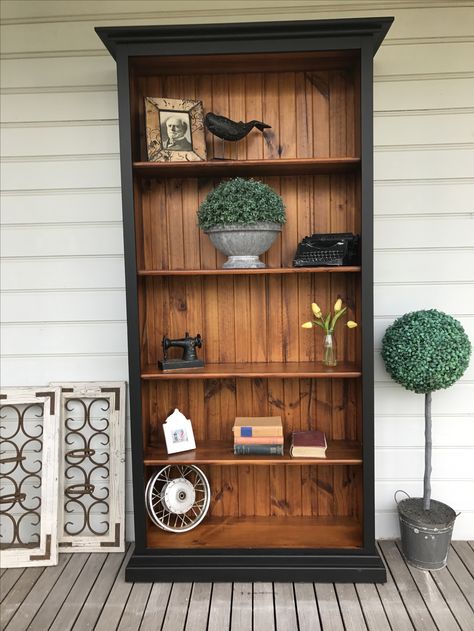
<box><xmin>253</xmin><ymin>121</ymin><xmax>271</xmax><ymax>132</ymax></box>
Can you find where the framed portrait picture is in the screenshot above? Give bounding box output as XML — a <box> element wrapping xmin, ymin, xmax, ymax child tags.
<box><xmin>163</xmin><ymin>408</ymin><xmax>196</xmax><ymax>454</ymax></box>
<box><xmin>145</xmin><ymin>97</ymin><xmax>207</xmax><ymax>162</ymax></box>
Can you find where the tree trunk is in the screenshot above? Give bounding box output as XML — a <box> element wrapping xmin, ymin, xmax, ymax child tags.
<box><xmin>423</xmin><ymin>391</ymin><xmax>432</xmax><ymax>511</ymax></box>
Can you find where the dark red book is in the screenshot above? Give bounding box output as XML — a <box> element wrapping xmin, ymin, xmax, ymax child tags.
<box><xmin>290</xmin><ymin>430</ymin><xmax>327</xmax><ymax>458</ymax></box>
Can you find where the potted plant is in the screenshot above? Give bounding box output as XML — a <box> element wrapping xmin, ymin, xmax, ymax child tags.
<box><xmin>381</xmin><ymin>309</ymin><xmax>471</xmax><ymax>569</ymax></box>
<box><xmin>197</xmin><ymin>177</ymin><xmax>286</xmax><ymax>268</ymax></box>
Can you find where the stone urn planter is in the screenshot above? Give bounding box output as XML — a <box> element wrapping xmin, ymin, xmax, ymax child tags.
<box><xmin>204</xmin><ymin>221</ymin><xmax>282</xmax><ymax>268</ymax></box>
<box><xmin>197</xmin><ymin>178</ymin><xmax>286</xmax><ymax>269</ymax></box>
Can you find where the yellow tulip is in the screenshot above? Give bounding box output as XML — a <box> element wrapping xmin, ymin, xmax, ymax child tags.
<box><xmin>334</xmin><ymin>298</ymin><xmax>342</xmax><ymax>312</ymax></box>
<box><xmin>302</xmin><ymin>321</ymin><xmax>313</xmax><ymax>329</ymax></box>
<box><xmin>346</xmin><ymin>320</ymin><xmax>358</xmax><ymax>328</ymax></box>
<box><xmin>311</xmin><ymin>303</ymin><xmax>322</xmax><ymax>318</ymax></box>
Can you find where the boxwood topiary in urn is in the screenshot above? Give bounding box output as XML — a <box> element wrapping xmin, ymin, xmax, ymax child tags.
<box><xmin>197</xmin><ymin>177</ymin><xmax>286</xmax><ymax>268</ymax></box>
<box><xmin>382</xmin><ymin>309</ymin><xmax>471</xmax><ymax>569</ymax></box>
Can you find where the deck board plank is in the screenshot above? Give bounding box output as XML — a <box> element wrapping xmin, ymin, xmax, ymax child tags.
<box><xmin>379</xmin><ymin>540</ymin><xmax>437</xmax><ymax>630</ymax></box>
<box><xmin>294</xmin><ymin>583</ymin><xmax>321</xmax><ymax>631</ymax></box>
<box><xmin>117</xmin><ymin>581</ymin><xmax>153</xmax><ymax>630</ymax></box>
<box><xmin>184</xmin><ymin>582</ymin><xmax>212</xmax><ymax>631</ymax></box>
<box><xmin>253</xmin><ymin>582</ymin><xmax>275</xmax><ymax>631</ymax></box>
<box><xmin>335</xmin><ymin>583</ymin><xmax>368</xmax><ymax>630</ymax></box>
<box><xmin>71</xmin><ymin>544</ymin><xmax>132</xmax><ymax>630</ymax></box>
<box><xmin>230</xmin><ymin>583</ymin><xmax>252</xmax><ymax>630</ymax></box>
<box><xmin>429</xmin><ymin>555</ymin><xmax>474</xmax><ymax>629</ymax></box>
<box><xmin>452</xmin><ymin>541</ymin><xmax>474</xmax><ymax>578</ymax></box>
<box><xmin>314</xmin><ymin>584</ymin><xmax>345</xmax><ymax>631</ymax></box>
<box><xmin>375</xmin><ymin>543</ymin><xmax>414</xmax><ymax>631</ymax></box>
<box><xmin>395</xmin><ymin>542</ymin><xmax>462</xmax><ymax>631</ymax></box>
<box><xmin>274</xmin><ymin>582</ymin><xmax>298</xmax><ymax>629</ymax></box>
<box><xmin>93</xmin><ymin>546</ymin><xmax>134</xmax><ymax>631</ymax></box>
<box><xmin>29</xmin><ymin>553</ymin><xmax>90</xmax><ymax>630</ymax></box>
<box><xmin>139</xmin><ymin>582</ymin><xmax>173</xmax><ymax>631</ymax></box>
<box><xmin>355</xmin><ymin>582</ymin><xmax>390</xmax><ymax>631</ymax></box>
<box><xmin>161</xmin><ymin>583</ymin><xmax>193</xmax><ymax>631</ymax></box>
<box><xmin>207</xmin><ymin>582</ymin><xmax>232</xmax><ymax>631</ymax></box>
<box><xmin>6</xmin><ymin>554</ymin><xmax>71</xmax><ymax>631</ymax></box>
<box><xmin>447</xmin><ymin>544</ymin><xmax>474</xmax><ymax>608</ymax></box>
<box><xmin>0</xmin><ymin>567</ymin><xmax>43</xmax><ymax>629</ymax></box>
<box><xmin>0</xmin><ymin>568</ymin><xmax>24</xmax><ymax>603</ymax></box>
<box><xmin>49</xmin><ymin>552</ymin><xmax>108</xmax><ymax>631</ymax></box>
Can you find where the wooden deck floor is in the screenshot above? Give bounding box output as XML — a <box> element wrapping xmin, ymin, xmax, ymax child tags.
<box><xmin>1</xmin><ymin>541</ymin><xmax>473</xmax><ymax>630</ymax></box>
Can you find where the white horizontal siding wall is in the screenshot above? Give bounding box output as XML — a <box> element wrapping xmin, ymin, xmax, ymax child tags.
<box><xmin>1</xmin><ymin>0</ymin><xmax>473</xmax><ymax>540</ymax></box>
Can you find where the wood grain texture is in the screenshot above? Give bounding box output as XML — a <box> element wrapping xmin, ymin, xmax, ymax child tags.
<box><xmin>133</xmin><ymin>46</ymin><xmax>364</xmax><ymax>550</ymax></box>
<box><xmin>146</xmin><ymin>515</ymin><xmax>362</xmax><ymax>549</ymax></box>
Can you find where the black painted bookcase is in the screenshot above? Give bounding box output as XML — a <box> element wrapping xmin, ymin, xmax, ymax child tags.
<box><xmin>96</xmin><ymin>17</ymin><xmax>393</xmax><ymax>582</ymax></box>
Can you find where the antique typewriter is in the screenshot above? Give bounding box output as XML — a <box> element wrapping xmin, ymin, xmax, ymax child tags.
<box><xmin>293</xmin><ymin>233</ymin><xmax>360</xmax><ymax>267</ymax></box>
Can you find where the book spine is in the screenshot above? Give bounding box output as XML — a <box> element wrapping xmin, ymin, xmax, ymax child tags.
<box><xmin>233</xmin><ymin>444</ymin><xmax>284</xmax><ymax>455</ymax></box>
<box><xmin>234</xmin><ymin>436</ymin><xmax>284</xmax><ymax>445</ymax></box>
<box><xmin>233</xmin><ymin>427</ymin><xmax>283</xmax><ymax>437</ymax></box>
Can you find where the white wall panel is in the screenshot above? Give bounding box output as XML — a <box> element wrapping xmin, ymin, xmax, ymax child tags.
<box><xmin>375</xmin><ymin>216</ymin><xmax>474</xmax><ymax>249</ymax></box>
<box><xmin>376</xmin><ymin>416</ymin><xmax>474</xmax><ymax>448</ymax></box>
<box><xmin>2</xmin><ymin>322</ymin><xmax>127</xmax><ymax>355</ymax></box>
<box><xmin>2</xmin><ymin>290</ymin><xmax>126</xmax><ymax>322</ymax></box>
<box><xmin>1</xmin><ymin>124</ymin><xmax>120</xmax><ymax>156</ymax></box>
<box><xmin>374</xmin><ymin>148</ymin><xmax>474</xmax><ymax>180</ymax></box>
<box><xmin>375</xmin><ymin>77</ymin><xmax>474</xmax><ymax>112</ymax></box>
<box><xmin>2</xmin><ymin>355</ymin><xmax>129</xmax><ymax>385</ymax></box>
<box><xmin>374</xmin><ymin>179</ymin><xmax>474</xmax><ymax>214</ymax></box>
<box><xmin>0</xmin><ymin>92</ymin><xmax>118</xmax><ymax>123</ymax></box>
<box><xmin>2</xmin><ymin>157</ymin><xmax>120</xmax><ymax>190</ymax></box>
<box><xmin>375</xmin><ymin>384</ymin><xmax>474</xmax><ymax>416</ymax></box>
<box><xmin>1</xmin><ymin>223</ymin><xmax>123</xmax><ymax>257</ymax></box>
<box><xmin>1</xmin><ymin>56</ymin><xmax>116</xmax><ymax>89</ymax></box>
<box><xmin>375</xmin><ymin>283</ymin><xmax>474</xmax><ymax>316</ymax></box>
<box><xmin>1</xmin><ymin>257</ymin><xmax>125</xmax><ymax>290</ymax></box>
<box><xmin>375</xmin><ymin>112</ymin><xmax>474</xmax><ymax>146</ymax></box>
<box><xmin>1</xmin><ymin>1</ymin><xmax>473</xmax><ymax>542</ymax></box>
<box><xmin>1</xmin><ymin>190</ymin><xmax>122</xmax><ymax>224</ymax></box>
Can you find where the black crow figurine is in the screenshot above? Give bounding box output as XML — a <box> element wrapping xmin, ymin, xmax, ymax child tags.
<box><xmin>205</xmin><ymin>112</ymin><xmax>271</xmax><ymax>142</ymax></box>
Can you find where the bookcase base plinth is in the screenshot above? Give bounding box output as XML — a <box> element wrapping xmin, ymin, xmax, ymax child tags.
<box><xmin>125</xmin><ymin>547</ymin><xmax>387</xmax><ymax>583</ymax></box>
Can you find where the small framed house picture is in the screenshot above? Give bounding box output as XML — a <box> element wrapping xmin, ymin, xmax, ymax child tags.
<box><xmin>163</xmin><ymin>409</ymin><xmax>196</xmax><ymax>454</ymax></box>
<box><xmin>145</xmin><ymin>97</ymin><xmax>207</xmax><ymax>162</ymax></box>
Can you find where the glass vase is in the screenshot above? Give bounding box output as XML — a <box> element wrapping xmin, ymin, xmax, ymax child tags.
<box><xmin>323</xmin><ymin>333</ymin><xmax>337</xmax><ymax>367</ymax></box>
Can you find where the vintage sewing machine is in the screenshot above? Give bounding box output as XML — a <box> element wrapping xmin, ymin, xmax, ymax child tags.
<box><xmin>158</xmin><ymin>332</ymin><xmax>204</xmax><ymax>370</ymax></box>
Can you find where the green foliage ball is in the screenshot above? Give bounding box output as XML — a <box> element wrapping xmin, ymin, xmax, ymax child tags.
<box><xmin>197</xmin><ymin>177</ymin><xmax>286</xmax><ymax>229</ymax></box>
<box><xmin>381</xmin><ymin>309</ymin><xmax>471</xmax><ymax>394</ymax></box>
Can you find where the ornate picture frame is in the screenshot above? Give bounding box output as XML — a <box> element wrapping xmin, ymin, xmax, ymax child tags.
<box><xmin>145</xmin><ymin>97</ymin><xmax>207</xmax><ymax>162</ymax></box>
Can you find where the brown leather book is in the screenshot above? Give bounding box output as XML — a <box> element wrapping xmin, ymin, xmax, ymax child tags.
<box><xmin>290</xmin><ymin>430</ymin><xmax>327</xmax><ymax>458</ymax></box>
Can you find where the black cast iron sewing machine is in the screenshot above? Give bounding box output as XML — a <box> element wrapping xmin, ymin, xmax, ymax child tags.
<box><xmin>158</xmin><ymin>332</ymin><xmax>204</xmax><ymax>370</ymax></box>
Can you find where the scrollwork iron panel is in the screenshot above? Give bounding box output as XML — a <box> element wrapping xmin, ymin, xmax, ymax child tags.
<box><xmin>54</xmin><ymin>382</ymin><xmax>126</xmax><ymax>552</ymax></box>
<box><xmin>0</xmin><ymin>389</ymin><xmax>60</xmax><ymax>568</ymax></box>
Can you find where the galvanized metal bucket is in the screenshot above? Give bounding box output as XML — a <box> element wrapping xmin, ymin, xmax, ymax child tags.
<box><xmin>395</xmin><ymin>491</ymin><xmax>458</xmax><ymax>571</ymax></box>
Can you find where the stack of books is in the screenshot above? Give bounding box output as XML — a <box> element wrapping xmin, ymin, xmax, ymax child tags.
<box><xmin>232</xmin><ymin>416</ymin><xmax>284</xmax><ymax>455</ymax></box>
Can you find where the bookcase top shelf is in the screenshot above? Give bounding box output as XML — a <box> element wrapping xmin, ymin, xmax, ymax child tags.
<box><xmin>142</xmin><ymin>362</ymin><xmax>361</xmax><ymax>380</ymax></box>
<box><xmin>138</xmin><ymin>266</ymin><xmax>361</xmax><ymax>276</ymax></box>
<box><xmin>144</xmin><ymin>439</ymin><xmax>362</xmax><ymax>466</ymax></box>
<box><xmin>133</xmin><ymin>157</ymin><xmax>360</xmax><ymax>179</ymax></box>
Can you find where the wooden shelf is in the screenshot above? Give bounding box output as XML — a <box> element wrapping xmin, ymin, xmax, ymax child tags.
<box><xmin>147</xmin><ymin>515</ymin><xmax>362</xmax><ymax>549</ymax></box>
<box><xmin>142</xmin><ymin>362</ymin><xmax>361</xmax><ymax>380</ymax></box>
<box><xmin>144</xmin><ymin>439</ymin><xmax>362</xmax><ymax>466</ymax></box>
<box><xmin>133</xmin><ymin>157</ymin><xmax>360</xmax><ymax>178</ymax></box>
<box><xmin>138</xmin><ymin>266</ymin><xmax>361</xmax><ymax>276</ymax></box>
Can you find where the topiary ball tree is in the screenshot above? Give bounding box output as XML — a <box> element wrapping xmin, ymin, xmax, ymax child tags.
<box><xmin>382</xmin><ymin>309</ymin><xmax>471</xmax><ymax>511</ymax></box>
